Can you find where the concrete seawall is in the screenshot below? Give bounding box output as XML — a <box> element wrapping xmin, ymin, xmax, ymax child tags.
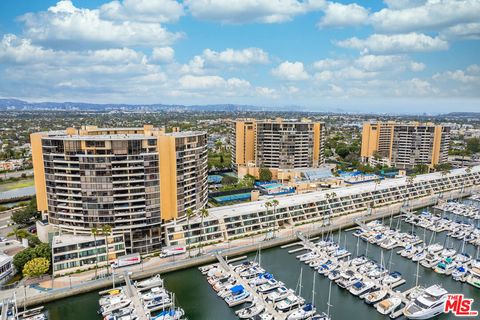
<box><xmin>10</xmin><ymin>186</ymin><xmax>480</xmax><ymax>308</ymax></box>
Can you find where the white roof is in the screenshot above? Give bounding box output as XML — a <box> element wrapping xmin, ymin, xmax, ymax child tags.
<box><xmin>186</xmin><ymin>166</ymin><xmax>480</xmax><ymax>222</ymax></box>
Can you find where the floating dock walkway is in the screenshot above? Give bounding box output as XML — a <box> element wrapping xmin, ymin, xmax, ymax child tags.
<box><xmin>214</xmin><ymin>253</ymin><xmax>287</xmax><ymax>320</ymax></box>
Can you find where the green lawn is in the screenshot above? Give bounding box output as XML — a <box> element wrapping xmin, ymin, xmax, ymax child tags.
<box><xmin>0</xmin><ymin>178</ymin><xmax>35</xmax><ymax>192</ymax></box>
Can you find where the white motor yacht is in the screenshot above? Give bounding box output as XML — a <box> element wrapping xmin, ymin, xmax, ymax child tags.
<box><xmin>151</xmin><ymin>308</ymin><xmax>185</xmax><ymax>320</ymax></box>
<box><xmin>452</xmin><ymin>265</ymin><xmax>469</xmax><ymax>281</ymax></box>
<box><xmin>257</xmin><ymin>279</ymin><xmax>283</xmax><ymax>294</ymax></box>
<box><xmin>348</xmin><ymin>280</ymin><xmax>375</xmax><ymax>296</ymax></box>
<box><xmin>275</xmin><ymin>294</ymin><xmax>304</xmax><ymax>313</ymax></box>
<box><xmin>135</xmin><ymin>274</ymin><xmax>163</xmax><ymax>289</ymax></box>
<box><xmin>265</xmin><ymin>286</ymin><xmax>291</xmax><ymax>303</ymax></box>
<box><xmin>403</xmin><ymin>284</ymin><xmax>448</xmax><ymax>319</ymax></box>
<box><xmin>364</xmin><ymin>289</ymin><xmax>388</xmax><ymax>305</ymax></box>
<box><xmin>140</xmin><ymin>287</ymin><xmax>169</xmax><ymax>301</ymax></box>
<box><xmin>376</xmin><ymin>297</ymin><xmax>402</xmax><ymax>315</ymax></box>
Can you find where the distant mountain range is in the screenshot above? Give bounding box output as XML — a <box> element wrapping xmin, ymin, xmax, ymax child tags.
<box><xmin>0</xmin><ymin>98</ymin><xmax>306</xmax><ymax>112</ymax></box>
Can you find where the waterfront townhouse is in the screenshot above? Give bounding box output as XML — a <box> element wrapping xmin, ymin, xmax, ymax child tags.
<box><xmin>163</xmin><ymin>166</ymin><xmax>480</xmax><ymax>247</ymax></box>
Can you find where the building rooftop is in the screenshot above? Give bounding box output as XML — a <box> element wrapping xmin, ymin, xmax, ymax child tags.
<box><xmin>186</xmin><ymin>166</ymin><xmax>480</xmax><ymax>222</ymax></box>
<box><xmin>52</xmin><ymin>234</ymin><xmax>96</xmax><ymax>247</ymax></box>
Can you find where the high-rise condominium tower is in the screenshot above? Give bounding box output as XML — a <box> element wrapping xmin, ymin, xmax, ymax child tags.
<box><xmin>231</xmin><ymin>118</ymin><xmax>325</xmax><ymax>170</ymax></box>
<box><xmin>361</xmin><ymin>121</ymin><xmax>450</xmax><ymax>169</ymax></box>
<box><xmin>31</xmin><ymin>125</ymin><xmax>208</xmax><ymax>253</ymax></box>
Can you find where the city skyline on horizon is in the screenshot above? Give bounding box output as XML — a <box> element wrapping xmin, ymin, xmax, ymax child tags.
<box><xmin>0</xmin><ymin>0</ymin><xmax>479</xmax><ymax>113</ymax></box>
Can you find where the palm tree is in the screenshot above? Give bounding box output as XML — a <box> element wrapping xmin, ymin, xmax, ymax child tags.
<box><xmin>7</xmin><ymin>227</ymin><xmax>28</xmax><ymax>241</ymax></box>
<box><xmin>264</xmin><ymin>201</ymin><xmax>273</xmax><ymax>238</ymax></box>
<box><xmin>185</xmin><ymin>208</ymin><xmax>195</xmax><ymax>258</ymax></box>
<box><xmin>271</xmin><ymin>200</ymin><xmax>279</xmax><ymax>238</ymax></box>
<box><xmin>91</xmin><ymin>227</ymin><xmax>100</xmax><ymax>278</ymax></box>
<box><xmin>101</xmin><ymin>225</ymin><xmax>112</xmax><ymax>274</ymax></box>
<box><xmin>199</xmin><ymin>208</ymin><xmax>209</xmax><ymax>252</ymax></box>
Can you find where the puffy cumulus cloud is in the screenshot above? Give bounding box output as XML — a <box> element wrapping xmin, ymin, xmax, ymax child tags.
<box><xmin>272</xmin><ymin>61</ymin><xmax>310</xmax><ymax>81</ymax></box>
<box><xmin>395</xmin><ymin>78</ymin><xmax>438</xmax><ymax>96</ymax></box>
<box><xmin>0</xmin><ymin>34</ymin><xmax>146</xmax><ymax>66</ymax></box>
<box><xmin>185</xmin><ymin>0</ymin><xmax>325</xmax><ymax>24</ymax></box>
<box><xmin>318</xmin><ymin>2</ymin><xmax>369</xmax><ymax>28</ymax></box>
<box><xmin>371</xmin><ymin>0</ymin><xmax>480</xmax><ymax>34</ymax></box>
<box><xmin>202</xmin><ymin>48</ymin><xmax>269</xmax><ymax>65</ymax></box>
<box><xmin>151</xmin><ymin>47</ymin><xmax>175</xmax><ymax>63</ymax></box>
<box><xmin>336</xmin><ymin>33</ymin><xmax>448</xmax><ymax>54</ymax></box>
<box><xmin>440</xmin><ymin>22</ymin><xmax>480</xmax><ymax>40</ymax></box>
<box><xmin>433</xmin><ymin>65</ymin><xmax>480</xmax><ymax>84</ymax></box>
<box><xmin>255</xmin><ymin>87</ymin><xmax>278</xmax><ymax>98</ymax></box>
<box><xmin>178</xmin><ymin>75</ymin><xmax>250</xmax><ymax>90</ymax></box>
<box><xmin>100</xmin><ymin>0</ymin><xmax>184</xmax><ymax>23</ymax></box>
<box><xmin>354</xmin><ymin>54</ymin><xmax>425</xmax><ymax>72</ymax></box>
<box><xmin>180</xmin><ymin>56</ymin><xmax>206</xmax><ymax>75</ymax></box>
<box><xmin>19</xmin><ymin>0</ymin><xmax>182</xmax><ymax>49</ymax></box>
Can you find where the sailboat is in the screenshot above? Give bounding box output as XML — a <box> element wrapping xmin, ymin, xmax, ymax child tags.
<box><xmin>311</xmin><ymin>279</ymin><xmax>332</xmax><ymax>320</ymax></box>
<box><xmin>287</xmin><ymin>272</ymin><xmax>317</xmax><ymax>319</ymax></box>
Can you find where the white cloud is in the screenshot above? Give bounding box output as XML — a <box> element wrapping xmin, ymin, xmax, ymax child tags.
<box><xmin>440</xmin><ymin>22</ymin><xmax>480</xmax><ymax>40</ymax></box>
<box><xmin>100</xmin><ymin>0</ymin><xmax>184</xmax><ymax>23</ymax></box>
<box><xmin>19</xmin><ymin>0</ymin><xmax>182</xmax><ymax>48</ymax></box>
<box><xmin>410</xmin><ymin>62</ymin><xmax>426</xmax><ymax>72</ymax></box>
<box><xmin>313</xmin><ymin>58</ymin><xmax>347</xmax><ymax>70</ymax></box>
<box><xmin>178</xmin><ymin>75</ymin><xmax>250</xmax><ymax>89</ymax></box>
<box><xmin>151</xmin><ymin>47</ymin><xmax>175</xmax><ymax>63</ymax></box>
<box><xmin>272</xmin><ymin>61</ymin><xmax>310</xmax><ymax>81</ymax></box>
<box><xmin>314</xmin><ymin>70</ymin><xmax>334</xmax><ymax>81</ymax></box>
<box><xmin>185</xmin><ymin>0</ymin><xmax>325</xmax><ymax>24</ymax></box>
<box><xmin>336</xmin><ymin>33</ymin><xmax>448</xmax><ymax>54</ymax></box>
<box><xmin>433</xmin><ymin>67</ymin><xmax>480</xmax><ymax>84</ymax></box>
<box><xmin>180</xmin><ymin>56</ymin><xmax>205</xmax><ymax>74</ymax></box>
<box><xmin>318</xmin><ymin>2</ymin><xmax>369</xmax><ymax>28</ymax></box>
<box><xmin>256</xmin><ymin>86</ymin><xmax>278</xmax><ymax>98</ymax></box>
<box><xmin>202</xmin><ymin>47</ymin><xmax>269</xmax><ymax>65</ymax></box>
<box><xmin>371</xmin><ymin>0</ymin><xmax>480</xmax><ymax>34</ymax></box>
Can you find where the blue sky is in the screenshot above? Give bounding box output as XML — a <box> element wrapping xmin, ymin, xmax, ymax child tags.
<box><xmin>0</xmin><ymin>0</ymin><xmax>479</xmax><ymax>113</ymax></box>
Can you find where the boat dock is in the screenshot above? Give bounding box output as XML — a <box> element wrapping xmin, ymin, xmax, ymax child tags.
<box><xmin>292</xmin><ymin>234</ymin><xmax>425</xmax><ymax>318</ymax></box>
<box><xmin>124</xmin><ymin>272</ymin><xmax>149</xmax><ymax>320</ymax></box>
<box><xmin>214</xmin><ymin>253</ymin><xmax>287</xmax><ymax>320</ymax></box>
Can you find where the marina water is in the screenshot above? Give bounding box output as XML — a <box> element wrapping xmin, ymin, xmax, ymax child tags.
<box><xmin>43</xmin><ymin>206</ymin><xmax>480</xmax><ymax>319</ymax></box>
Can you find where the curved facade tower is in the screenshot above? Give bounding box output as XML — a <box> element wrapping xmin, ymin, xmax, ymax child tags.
<box><xmin>31</xmin><ymin>125</ymin><xmax>208</xmax><ymax>253</ymax></box>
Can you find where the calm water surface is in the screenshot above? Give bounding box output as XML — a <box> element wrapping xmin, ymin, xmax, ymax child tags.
<box><xmin>44</xmin><ymin>205</ymin><xmax>480</xmax><ymax>319</ymax></box>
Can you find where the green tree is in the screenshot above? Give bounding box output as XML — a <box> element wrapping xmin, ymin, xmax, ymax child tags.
<box><xmin>13</xmin><ymin>248</ymin><xmax>35</xmax><ymax>272</ymax></box>
<box><xmin>259</xmin><ymin>168</ymin><xmax>273</xmax><ymax>182</ymax></box>
<box><xmin>101</xmin><ymin>225</ymin><xmax>112</xmax><ymax>273</ymax></box>
<box><xmin>413</xmin><ymin>164</ymin><xmax>429</xmax><ymax>175</ymax></box>
<box><xmin>466</xmin><ymin>137</ymin><xmax>480</xmax><ymax>154</ymax></box>
<box><xmin>23</xmin><ymin>257</ymin><xmax>50</xmax><ymax>277</ymax></box>
<box><xmin>221</xmin><ymin>175</ymin><xmax>238</xmax><ymax>185</ymax></box>
<box><xmin>199</xmin><ymin>208</ymin><xmax>209</xmax><ymax>251</ymax></box>
<box><xmin>335</xmin><ymin>145</ymin><xmax>350</xmax><ymax>159</ymax></box>
<box><xmin>11</xmin><ymin>210</ymin><xmax>33</xmax><ymax>226</ymax></box>
<box><xmin>33</xmin><ymin>243</ymin><xmax>51</xmax><ymax>262</ymax></box>
<box><xmin>27</xmin><ymin>235</ymin><xmax>41</xmax><ymax>247</ymax></box>
<box><xmin>91</xmin><ymin>227</ymin><xmax>100</xmax><ymax>278</ymax></box>
<box><xmin>241</xmin><ymin>174</ymin><xmax>256</xmax><ymax>188</ymax></box>
<box><xmin>7</xmin><ymin>227</ymin><xmax>29</xmax><ymax>240</ymax></box>
<box><xmin>185</xmin><ymin>209</ymin><xmax>195</xmax><ymax>258</ymax></box>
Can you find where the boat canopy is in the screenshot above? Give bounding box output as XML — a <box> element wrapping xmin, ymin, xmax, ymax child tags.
<box><xmin>231</xmin><ymin>285</ymin><xmax>244</xmax><ymax>293</ymax></box>
<box><xmin>303</xmin><ymin>303</ymin><xmax>313</xmax><ymax>311</ymax></box>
